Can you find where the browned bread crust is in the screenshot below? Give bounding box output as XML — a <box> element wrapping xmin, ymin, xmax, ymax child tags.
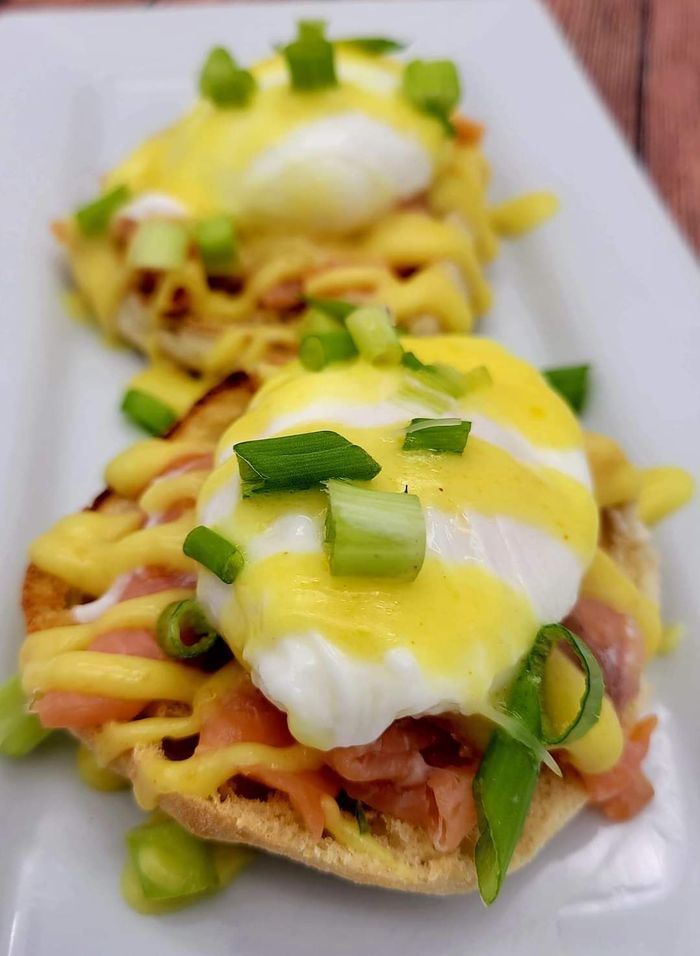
<box><xmin>21</xmin><ymin>390</ymin><xmax>658</xmax><ymax>895</ymax></box>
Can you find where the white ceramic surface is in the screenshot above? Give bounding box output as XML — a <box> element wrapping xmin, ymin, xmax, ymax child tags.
<box><xmin>1</xmin><ymin>2</ymin><xmax>699</xmax><ymax>953</ymax></box>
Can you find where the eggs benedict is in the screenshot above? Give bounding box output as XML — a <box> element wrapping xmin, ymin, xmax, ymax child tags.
<box><xmin>14</xmin><ymin>324</ymin><xmax>691</xmax><ymax>907</ymax></box>
<box><xmin>55</xmin><ymin>22</ymin><xmax>557</xmax><ymax>428</ymax></box>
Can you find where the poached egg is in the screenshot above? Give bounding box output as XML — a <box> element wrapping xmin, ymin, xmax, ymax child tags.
<box><xmin>195</xmin><ymin>337</ymin><xmax>599</xmax><ymax>751</ymax></box>
<box><xmin>109</xmin><ymin>50</ymin><xmax>448</xmax><ymax>235</ymax></box>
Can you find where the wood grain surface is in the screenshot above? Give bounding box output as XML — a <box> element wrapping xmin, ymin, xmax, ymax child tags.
<box><xmin>0</xmin><ymin>0</ymin><xmax>697</xmax><ymax>253</ymax></box>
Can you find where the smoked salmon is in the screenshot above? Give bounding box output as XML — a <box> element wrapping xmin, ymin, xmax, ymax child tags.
<box><xmin>36</xmin><ymin>628</ymin><xmax>166</xmax><ymax>729</ymax></box>
<box><xmin>582</xmin><ymin>715</ymin><xmax>658</xmax><ymax>821</ymax></box>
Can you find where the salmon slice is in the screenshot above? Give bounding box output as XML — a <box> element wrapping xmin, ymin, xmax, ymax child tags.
<box><xmin>582</xmin><ymin>714</ymin><xmax>658</xmax><ymax>820</ymax></box>
<box><xmin>36</xmin><ymin>628</ymin><xmax>166</xmax><ymax>730</ymax></box>
<box><xmin>197</xmin><ymin>682</ymin><xmax>293</xmax><ymax>751</ymax></box>
<box><xmin>330</xmin><ymin>721</ymin><xmax>476</xmax><ymax>851</ymax></box>
<box><xmin>346</xmin><ymin>766</ymin><xmax>476</xmax><ymax>853</ymax></box>
<box><xmin>327</xmin><ymin>720</ymin><xmax>436</xmax><ymax>788</ymax></box>
<box><xmin>246</xmin><ymin>767</ymin><xmax>339</xmax><ymax>841</ymax></box>
<box><xmin>197</xmin><ymin>682</ymin><xmax>336</xmax><ymax>838</ymax></box>
<box><xmin>564</xmin><ymin>597</ymin><xmax>645</xmax><ymax>709</ymax></box>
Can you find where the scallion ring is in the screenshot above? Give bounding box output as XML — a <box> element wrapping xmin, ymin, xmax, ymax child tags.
<box><xmin>0</xmin><ymin>675</ymin><xmax>54</xmax><ymax>758</ymax></box>
<box><xmin>403</xmin><ymin>417</ymin><xmax>471</xmax><ymax>454</ymax></box>
<box><xmin>299</xmin><ymin>330</ymin><xmax>358</xmax><ymax>371</ymax></box>
<box><xmin>183</xmin><ymin>526</ymin><xmax>244</xmax><ymax>584</ymax></box>
<box><xmin>121</xmin><ymin>389</ymin><xmax>178</xmax><ymax>437</ymax></box>
<box><xmin>303</xmin><ymin>296</ymin><xmax>357</xmax><ymax>322</ymax></box>
<box><xmin>156</xmin><ymin>599</ymin><xmax>219</xmax><ymax>660</ymax></box>
<box><xmin>345</xmin><ymin>306</ymin><xmax>403</xmax><ymax>365</ymax></box>
<box><xmin>199</xmin><ymin>47</ymin><xmax>256</xmax><ymax>107</ymax></box>
<box><xmin>283</xmin><ymin>20</ymin><xmax>337</xmax><ymax>91</ymax></box>
<box><xmin>324</xmin><ymin>479</ymin><xmax>426</xmax><ymax>580</ymax></box>
<box><xmin>75</xmin><ymin>184</ymin><xmax>131</xmax><ymax>237</ymax></box>
<box><xmin>543</xmin><ymin>364</ymin><xmax>590</xmax><ymax>414</ymax></box>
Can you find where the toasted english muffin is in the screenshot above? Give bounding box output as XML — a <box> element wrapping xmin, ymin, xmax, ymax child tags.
<box><xmin>21</xmin><ymin>381</ymin><xmax>657</xmax><ymax>895</ymax></box>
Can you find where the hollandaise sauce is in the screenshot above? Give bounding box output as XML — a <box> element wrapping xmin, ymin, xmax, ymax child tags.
<box><xmin>18</xmin><ymin>337</ymin><xmax>676</xmax><ymax>865</ymax></box>
<box><xmin>59</xmin><ymin>41</ymin><xmax>557</xmax><ymax>410</ymax></box>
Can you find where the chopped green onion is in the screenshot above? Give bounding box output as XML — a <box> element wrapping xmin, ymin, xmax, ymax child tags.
<box><xmin>463</xmin><ymin>365</ymin><xmax>493</xmax><ymax>392</ymax></box>
<box><xmin>77</xmin><ymin>743</ymin><xmax>128</xmax><ymax>792</ymax></box>
<box><xmin>324</xmin><ymin>479</ymin><xmax>426</xmax><ymax>580</ymax></box>
<box><xmin>403</xmin><ymin>417</ymin><xmax>471</xmax><ymax>454</ymax></box>
<box><xmin>199</xmin><ymin>46</ymin><xmax>256</xmax><ymax>107</ymax></box>
<box><xmin>402</xmin><ymin>59</ymin><xmax>461</xmax><ymax>133</ymax></box>
<box><xmin>401</xmin><ymin>351</ymin><xmax>466</xmax><ymax>397</ymax></box>
<box><xmin>283</xmin><ymin>20</ymin><xmax>337</xmax><ymax>91</ymax></box>
<box><xmin>75</xmin><ymin>184</ymin><xmax>131</xmax><ymax>237</ymax></box>
<box><xmin>126</xmin><ymin>817</ymin><xmax>219</xmax><ymax>901</ymax></box>
<box><xmin>537</xmin><ymin>624</ymin><xmax>603</xmax><ymax>747</ymax></box>
<box><xmin>127</xmin><ymin>220</ymin><xmax>189</xmax><ymax>271</ymax></box>
<box><xmin>298</xmin><ymin>307</ymin><xmax>345</xmax><ymax>339</ymax></box>
<box><xmin>156</xmin><ymin>599</ymin><xmax>219</xmax><ymax>660</ymax></box>
<box><xmin>473</xmin><ymin>623</ymin><xmax>603</xmax><ymax>904</ymax></box>
<box><xmin>543</xmin><ymin>364</ymin><xmax>590</xmax><ymax>414</ymax></box>
<box><xmin>121</xmin><ymin>389</ymin><xmax>178</xmax><ymax>437</ymax></box>
<box><xmin>346</xmin><ymin>306</ymin><xmax>403</xmax><ymax>365</ymax></box>
<box><xmin>195</xmin><ymin>215</ymin><xmax>237</xmax><ymax>272</ymax></box>
<box><xmin>299</xmin><ymin>331</ymin><xmax>358</xmax><ymax>370</ymax></box>
<box><xmin>183</xmin><ymin>526</ymin><xmax>244</xmax><ymax>584</ymax></box>
<box><xmin>0</xmin><ymin>675</ymin><xmax>53</xmax><ymax>757</ymax></box>
<box><xmin>235</xmin><ymin>431</ymin><xmax>381</xmax><ymax>496</ymax></box>
<box><xmin>340</xmin><ymin>37</ymin><xmax>406</xmax><ymax>55</ymax></box>
<box><xmin>303</xmin><ymin>296</ymin><xmax>357</xmax><ymax>322</ymax></box>
<box><xmin>122</xmin><ymin>815</ymin><xmax>254</xmax><ymax>913</ymax></box>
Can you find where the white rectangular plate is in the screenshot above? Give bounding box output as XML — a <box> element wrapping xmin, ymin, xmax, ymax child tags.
<box><xmin>1</xmin><ymin>2</ymin><xmax>699</xmax><ymax>954</ymax></box>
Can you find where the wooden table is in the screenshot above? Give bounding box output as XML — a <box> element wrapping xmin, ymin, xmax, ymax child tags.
<box><xmin>2</xmin><ymin>0</ymin><xmax>698</xmax><ymax>255</ymax></box>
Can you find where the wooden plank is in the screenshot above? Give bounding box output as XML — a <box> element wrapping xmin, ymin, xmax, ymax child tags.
<box><xmin>545</xmin><ymin>0</ymin><xmax>645</xmax><ymax>149</ymax></box>
<box><xmin>645</xmin><ymin>0</ymin><xmax>700</xmax><ymax>252</ymax></box>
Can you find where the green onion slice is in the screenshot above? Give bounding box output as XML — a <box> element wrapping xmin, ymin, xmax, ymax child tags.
<box><xmin>283</xmin><ymin>20</ymin><xmax>337</xmax><ymax>91</ymax></box>
<box><xmin>183</xmin><ymin>526</ymin><xmax>244</xmax><ymax>584</ymax></box>
<box><xmin>402</xmin><ymin>59</ymin><xmax>461</xmax><ymax>133</ymax></box>
<box><xmin>195</xmin><ymin>215</ymin><xmax>237</xmax><ymax>272</ymax></box>
<box><xmin>235</xmin><ymin>431</ymin><xmax>381</xmax><ymax>496</ymax></box>
<box><xmin>122</xmin><ymin>815</ymin><xmax>254</xmax><ymax>913</ymax></box>
<box><xmin>403</xmin><ymin>417</ymin><xmax>471</xmax><ymax>454</ymax></box>
<box><xmin>401</xmin><ymin>351</ymin><xmax>465</xmax><ymax>397</ymax></box>
<box><xmin>127</xmin><ymin>220</ymin><xmax>189</xmax><ymax>271</ymax></box>
<box><xmin>324</xmin><ymin>479</ymin><xmax>426</xmax><ymax>580</ymax></box>
<box><xmin>340</xmin><ymin>37</ymin><xmax>406</xmax><ymax>55</ymax></box>
<box><xmin>121</xmin><ymin>389</ymin><xmax>178</xmax><ymax>437</ymax></box>
<box><xmin>75</xmin><ymin>185</ymin><xmax>131</xmax><ymax>237</ymax></box>
<box><xmin>298</xmin><ymin>308</ymin><xmax>345</xmax><ymax>339</ymax></box>
<box><xmin>346</xmin><ymin>306</ymin><xmax>403</xmax><ymax>365</ymax></box>
<box><xmin>0</xmin><ymin>675</ymin><xmax>54</xmax><ymax>757</ymax></box>
<box><xmin>126</xmin><ymin>817</ymin><xmax>219</xmax><ymax>901</ymax></box>
<box><xmin>463</xmin><ymin>365</ymin><xmax>493</xmax><ymax>392</ymax></box>
<box><xmin>156</xmin><ymin>599</ymin><xmax>219</xmax><ymax>660</ymax></box>
<box><xmin>199</xmin><ymin>47</ymin><xmax>256</xmax><ymax>107</ymax></box>
<box><xmin>303</xmin><ymin>296</ymin><xmax>357</xmax><ymax>322</ymax></box>
<box><xmin>543</xmin><ymin>364</ymin><xmax>590</xmax><ymax>414</ymax></box>
<box><xmin>535</xmin><ymin>623</ymin><xmax>604</xmax><ymax>746</ymax></box>
<box><xmin>473</xmin><ymin>623</ymin><xmax>603</xmax><ymax>904</ymax></box>
<box><xmin>299</xmin><ymin>330</ymin><xmax>358</xmax><ymax>371</ymax></box>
